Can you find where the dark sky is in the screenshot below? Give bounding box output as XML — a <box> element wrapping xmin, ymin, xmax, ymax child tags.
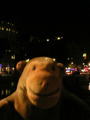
<box><xmin>0</xmin><ymin>0</ymin><xmax>90</xmax><ymax>42</ymax></box>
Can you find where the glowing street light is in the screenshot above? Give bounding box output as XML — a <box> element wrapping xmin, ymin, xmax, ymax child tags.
<box><xmin>57</xmin><ymin>37</ymin><xmax>60</xmax><ymax>40</ymax></box>
<box><xmin>46</xmin><ymin>39</ymin><xmax>49</xmax><ymax>42</ymax></box>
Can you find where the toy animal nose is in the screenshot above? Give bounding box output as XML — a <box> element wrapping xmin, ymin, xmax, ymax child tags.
<box><xmin>40</xmin><ymin>81</ymin><xmax>49</xmax><ymax>88</ymax></box>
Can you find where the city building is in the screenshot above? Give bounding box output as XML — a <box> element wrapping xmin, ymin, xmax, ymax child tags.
<box><xmin>0</xmin><ymin>21</ymin><xmax>18</xmax><ymax>39</ymax></box>
<box><xmin>0</xmin><ymin>21</ymin><xmax>19</xmax><ymax>75</ymax></box>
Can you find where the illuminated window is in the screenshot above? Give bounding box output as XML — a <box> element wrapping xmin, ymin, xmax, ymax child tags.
<box><xmin>67</xmin><ymin>58</ymin><xmax>70</xmax><ymax>60</ymax></box>
<box><xmin>11</xmin><ymin>55</ymin><xmax>15</xmax><ymax>59</ymax></box>
<box><xmin>2</xmin><ymin>27</ymin><xmax>4</xmax><ymax>30</ymax></box>
<box><xmin>11</xmin><ymin>82</ymin><xmax>15</xmax><ymax>87</ymax></box>
<box><xmin>9</xmin><ymin>29</ymin><xmax>11</xmax><ymax>31</ymax></box>
<box><xmin>1</xmin><ymin>90</ymin><xmax>4</xmax><ymax>95</ymax></box>
<box><xmin>8</xmin><ymin>50</ymin><xmax>11</xmax><ymax>52</ymax></box>
<box><xmin>6</xmin><ymin>28</ymin><xmax>9</xmax><ymax>31</ymax></box>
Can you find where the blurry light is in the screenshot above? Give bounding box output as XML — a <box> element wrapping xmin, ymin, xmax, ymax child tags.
<box><xmin>66</xmin><ymin>69</ymin><xmax>70</xmax><ymax>72</ymax></box>
<box><xmin>11</xmin><ymin>82</ymin><xmax>15</xmax><ymax>87</ymax></box>
<box><xmin>81</xmin><ymin>69</ymin><xmax>85</xmax><ymax>72</ymax></box>
<box><xmin>68</xmin><ymin>67</ymin><xmax>71</xmax><ymax>69</ymax></box>
<box><xmin>0</xmin><ymin>64</ymin><xmax>2</xmax><ymax>67</ymax></box>
<box><xmin>7</xmin><ymin>22</ymin><xmax>9</xmax><ymax>24</ymax></box>
<box><xmin>47</xmin><ymin>39</ymin><xmax>49</xmax><ymax>42</ymax></box>
<box><xmin>9</xmin><ymin>29</ymin><xmax>11</xmax><ymax>31</ymax></box>
<box><xmin>57</xmin><ymin>37</ymin><xmax>60</xmax><ymax>40</ymax></box>
<box><xmin>0</xmin><ymin>27</ymin><xmax>1</xmax><ymax>30</ymax></box>
<box><xmin>83</xmin><ymin>53</ymin><xmax>87</xmax><ymax>60</ymax></box>
<box><xmin>53</xmin><ymin>58</ymin><xmax>56</xmax><ymax>61</ymax></box>
<box><xmin>71</xmin><ymin>68</ymin><xmax>75</xmax><ymax>71</ymax></box>
<box><xmin>2</xmin><ymin>27</ymin><xmax>4</xmax><ymax>30</ymax></box>
<box><xmin>6</xmin><ymin>28</ymin><xmax>9</xmax><ymax>31</ymax></box>
<box><xmin>61</xmin><ymin>37</ymin><xmax>63</xmax><ymax>39</ymax></box>
<box><xmin>1</xmin><ymin>90</ymin><xmax>4</xmax><ymax>95</ymax></box>
<box><xmin>71</xmin><ymin>62</ymin><xmax>74</xmax><ymax>64</ymax></box>
<box><xmin>67</xmin><ymin>58</ymin><xmax>70</xmax><ymax>60</ymax></box>
<box><xmin>88</xmin><ymin>63</ymin><xmax>90</xmax><ymax>66</ymax></box>
<box><xmin>12</xmin><ymin>67</ymin><xmax>15</xmax><ymax>70</ymax></box>
<box><xmin>26</xmin><ymin>59</ymin><xmax>30</xmax><ymax>62</ymax></box>
<box><xmin>6</xmin><ymin>89</ymin><xmax>9</xmax><ymax>95</ymax></box>
<box><xmin>83</xmin><ymin>53</ymin><xmax>87</xmax><ymax>57</ymax></box>
<box><xmin>11</xmin><ymin>55</ymin><xmax>15</xmax><ymax>60</ymax></box>
<box><xmin>75</xmin><ymin>68</ymin><xmax>77</xmax><ymax>71</ymax></box>
<box><xmin>83</xmin><ymin>63</ymin><xmax>85</xmax><ymax>65</ymax></box>
<box><xmin>8</xmin><ymin>50</ymin><xmax>11</xmax><ymax>52</ymax></box>
<box><xmin>6</xmin><ymin>67</ymin><xmax>7</xmax><ymax>70</ymax></box>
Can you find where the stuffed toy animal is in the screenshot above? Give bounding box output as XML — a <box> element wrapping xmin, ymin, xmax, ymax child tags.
<box><xmin>0</xmin><ymin>57</ymin><xmax>90</xmax><ymax>120</ymax></box>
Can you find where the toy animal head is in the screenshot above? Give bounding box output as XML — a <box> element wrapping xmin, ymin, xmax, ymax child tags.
<box><xmin>16</xmin><ymin>57</ymin><xmax>65</xmax><ymax>109</ymax></box>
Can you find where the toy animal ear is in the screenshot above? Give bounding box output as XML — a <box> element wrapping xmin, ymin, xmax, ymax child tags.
<box><xmin>16</xmin><ymin>61</ymin><xmax>27</xmax><ymax>73</ymax></box>
<box><xmin>57</xmin><ymin>63</ymin><xmax>65</xmax><ymax>74</ymax></box>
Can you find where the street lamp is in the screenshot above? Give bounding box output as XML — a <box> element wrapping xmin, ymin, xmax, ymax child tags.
<box><xmin>57</xmin><ymin>37</ymin><xmax>60</xmax><ymax>40</ymax></box>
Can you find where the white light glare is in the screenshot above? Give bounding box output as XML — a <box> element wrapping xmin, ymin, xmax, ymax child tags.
<box><xmin>47</xmin><ymin>39</ymin><xmax>49</xmax><ymax>42</ymax></box>
<box><xmin>26</xmin><ymin>59</ymin><xmax>30</xmax><ymax>62</ymax></box>
<box><xmin>57</xmin><ymin>37</ymin><xmax>60</xmax><ymax>40</ymax></box>
<box><xmin>53</xmin><ymin>58</ymin><xmax>56</xmax><ymax>61</ymax></box>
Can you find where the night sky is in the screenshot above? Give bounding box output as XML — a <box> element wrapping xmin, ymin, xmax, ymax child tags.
<box><xmin>0</xmin><ymin>1</ymin><xmax>90</xmax><ymax>48</ymax></box>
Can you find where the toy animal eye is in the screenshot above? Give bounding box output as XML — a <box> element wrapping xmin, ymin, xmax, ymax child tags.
<box><xmin>33</xmin><ymin>66</ymin><xmax>36</xmax><ymax>70</ymax></box>
<box><xmin>52</xmin><ymin>66</ymin><xmax>55</xmax><ymax>71</ymax></box>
